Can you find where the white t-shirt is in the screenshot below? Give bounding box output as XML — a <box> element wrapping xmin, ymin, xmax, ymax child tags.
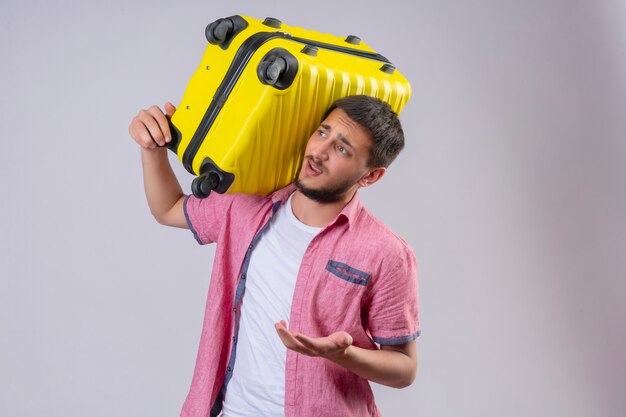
<box><xmin>221</xmin><ymin>193</ymin><xmax>321</xmax><ymax>417</ymax></box>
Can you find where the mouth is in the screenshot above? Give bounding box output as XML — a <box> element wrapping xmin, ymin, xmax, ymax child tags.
<box><xmin>308</xmin><ymin>159</ymin><xmax>322</xmax><ymax>174</ymax></box>
<box><xmin>303</xmin><ymin>158</ymin><xmax>323</xmax><ymax>177</ymax></box>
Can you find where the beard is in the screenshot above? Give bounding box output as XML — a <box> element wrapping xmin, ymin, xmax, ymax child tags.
<box><xmin>295</xmin><ymin>173</ymin><xmax>359</xmax><ymax>204</ymax></box>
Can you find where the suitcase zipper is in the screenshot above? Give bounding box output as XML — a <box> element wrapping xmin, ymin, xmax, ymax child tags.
<box><xmin>182</xmin><ymin>31</ymin><xmax>393</xmax><ymax>176</ymax></box>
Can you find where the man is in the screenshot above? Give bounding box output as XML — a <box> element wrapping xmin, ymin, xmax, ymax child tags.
<box><xmin>129</xmin><ymin>95</ymin><xmax>419</xmax><ymax>417</ymax></box>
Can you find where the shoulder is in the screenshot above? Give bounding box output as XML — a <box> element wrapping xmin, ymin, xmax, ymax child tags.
<box><xmin>186</xmin><ymin>191</ymin><xmax>270</xmax><ymax>212</ymax></box>
<box><xmin>184</xmin><ymin>192</ymin><xmax>276</xmax><ymax>234</ymax></box>
<box><xmin>353</xmin><ymin>205</ymin><xmax>415</xmax><ymax>259</ymax></box>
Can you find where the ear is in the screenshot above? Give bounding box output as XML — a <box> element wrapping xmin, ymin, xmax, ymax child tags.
<box><xmin>358</xmin><ymin>167</ymin><xmax>386</xmax><ymax>188</ymax></box>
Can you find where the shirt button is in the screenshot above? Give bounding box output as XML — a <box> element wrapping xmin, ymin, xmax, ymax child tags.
<box><xmin>233</xmin><ymin>307</ymin><xmax>237</xmax><ymax>313</ymax></box>
<box><xmin>232</xmin><ymin>336</ymin><xmax>237</xmax><ymax>343</ymax></box>
<box><xmin>227</xmin><ymin>367</ymin><xmax>232</xmax><ymax>372</ymax></box>
<box><xmin>240</xmin><ymin>274</ymin><xmax>246</xmax><ymax>279</ymax></box>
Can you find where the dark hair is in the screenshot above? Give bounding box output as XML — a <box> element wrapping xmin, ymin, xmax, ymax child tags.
<box><xmin>324</xmin><ymin>95</ymin><xmax>405</xmax><ymax>168</ymax></box>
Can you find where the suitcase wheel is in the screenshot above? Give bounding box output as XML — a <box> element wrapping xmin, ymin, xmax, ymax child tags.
<box><xmin>205</xmin><ymin>16</ymin><xmax>249</xmax><ymax>49</ymax></box>
<box><xmin>259</xmin><ymin>58</ymin><xmax>286</xmax><ymax>83</ymax></box>
<box><xmin>257</xmin><ymin>48</ymin><xmax>298</xmax><ymax>90</ymax></box>
<box><xmin>191</xmin><ymin>158</ymin><xmax>236</xmax><ymax>198</ymax></box>
<box><xmin>192</xmin><ymin>172</ymin><xmax>220</xmax><ymax>199</ymax></box>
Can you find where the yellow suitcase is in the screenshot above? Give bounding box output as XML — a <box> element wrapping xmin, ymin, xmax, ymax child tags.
<box><xmin>168</xmin><ymin>15</ymin><xmax>412</xmax><ymax>198</ymax></box>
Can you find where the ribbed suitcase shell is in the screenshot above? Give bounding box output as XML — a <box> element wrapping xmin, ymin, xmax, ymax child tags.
<box><xmin>168</xmin><ymin>15</ymin><xmax>411</xmax><ymax>196</ymax></box>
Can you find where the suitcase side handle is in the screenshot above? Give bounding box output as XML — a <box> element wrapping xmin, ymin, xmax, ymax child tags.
<box><xmin>164</xmin><ymin>120</ymin><xmax>182</xmax><ymax>153</ymax></box>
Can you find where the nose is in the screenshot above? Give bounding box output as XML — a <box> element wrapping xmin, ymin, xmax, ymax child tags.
<box><xmin>309</xmin><ymin>137</ymin><xmax>331</xmax><ymax>162</ymax></box>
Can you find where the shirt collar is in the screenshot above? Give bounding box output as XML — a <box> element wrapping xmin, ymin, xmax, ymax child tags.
<box><xmin>270</xmin><ymin>183</ymin><xmax>297</xmax><ymax>204</ymax></box>
<box><xmin>329</xmin><ymin>190</ymin><xmax>361</xmax><ymax>230</ymax></box>
<box><xmin>270</xmin><ymin>183</ymin><xmax>362</xmax><ymax>230</ymax></box>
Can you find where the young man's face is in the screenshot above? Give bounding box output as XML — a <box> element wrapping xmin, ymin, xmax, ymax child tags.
<box><xmin>295</xmin><ymin>108</ymin><xmax>374</xmax><ymax>203</ymax></box>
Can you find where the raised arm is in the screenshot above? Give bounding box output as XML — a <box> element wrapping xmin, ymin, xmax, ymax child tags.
<box><xmin>129</xmin><ymin>103</ymin><xmax>187</xmax><ymax>228</ymax></box>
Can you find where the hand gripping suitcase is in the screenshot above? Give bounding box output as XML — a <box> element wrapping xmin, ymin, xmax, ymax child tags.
<box><xmin>167</xmin><ymin>15</ymin><xmax>412</xmax><ymax>198</ymax></box>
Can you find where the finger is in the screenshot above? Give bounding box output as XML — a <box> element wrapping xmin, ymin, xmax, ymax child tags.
<box><xmin>139</xmin><ymin>112</ymin><xmax>166</xmax><ymax>147</ymax></box>
<box><xmin>138</xmin><ymin>127</ymin><xmax>158</xmax><ymax>149</ymax></box>
<box><xmin>133</xmin><ymin>108</ymin><xmax>164</xmax><ymax>146</ymax></box>
<box><xmin>295</xmin><ymin>332</ymin><xmax>352</xmax><ymax>356</ymax></box>
<box><xmin>275</xmin><ymin>324</ymin><xmax>316</xmax><ymax>356</ymax></box>
<box><xmin>274</xmin><ymin>322</ymin><xmax>306</xmax><ymax>349</ymax></box>
<box><xmin>294</xmin><ymin>334</ymin><xmax>322</xmax><ymax>350</ymax></box>
<box><xmin>274</xmin><ymin>321</ymin><xmax>287</xmax><ymax>333</ymax></box>
<box><xmin>328</xmin><ymin>331</ymin><xmax>353</xmax><ymax>347</ymax></box>
<box><xmin>129</xmin><ymin>117</ymin><xmax>157</xmax><ymax>150</ymax></box>
<box><xmin>274</xmin><ymin>323</ymin><xmax>299</xmax><ymax>346</ymax></box>
<box><xmin>146</xmin><ymin>105</ymin><xmax>171</xmax><ymax>144</ymax></box>
<box><xmin>164</xmin><ymin>101</ymin><xmax>177</xmax><ymax>118</ymax></box>
<box><xmin>293</xmin><ymin>334</ymin><xmax>338</xmax><ymax>356</ymax></box>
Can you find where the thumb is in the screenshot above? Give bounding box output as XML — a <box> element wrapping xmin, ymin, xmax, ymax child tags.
<box><xmin>331</xmin><ymin>331</ymin><xmax>353</xmax><ymax>348</ymax></box>
<box><xmin>164</xmin><ymin>101</ymin><xmax>176</xmax><ymax>118</ymax></box>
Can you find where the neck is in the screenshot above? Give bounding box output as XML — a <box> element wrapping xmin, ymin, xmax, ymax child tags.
<box><xmin>290</xmin><ymin>188</ymin><xmax>357</xmax><ymax>228</ymax></box>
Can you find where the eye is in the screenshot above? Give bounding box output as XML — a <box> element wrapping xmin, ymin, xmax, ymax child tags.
<box><xmin>337</xmin><ymin>145</ymin><xmax>348</xmax><ymax>155</ymax></box>
<box><xmin>318</xmin><ymin>130</ymin><xmax>327</xmax><ymax>137</ymax></box>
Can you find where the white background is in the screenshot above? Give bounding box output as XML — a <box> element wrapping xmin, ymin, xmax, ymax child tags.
<box><xmin>1</xmin><ymin>1</ymin><xmax>625</xmax><ymax>416</ymax></box>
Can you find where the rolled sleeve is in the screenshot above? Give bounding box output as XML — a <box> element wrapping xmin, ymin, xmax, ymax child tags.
<box><xmin>366</xmin><ymin>247</ymin><xmax>420</xmax><ymax>345</ymax></box>
<box><xmin>183</xmin><ymin>193</ymin><xmax>235</xmax><ymax>245</ymax></box>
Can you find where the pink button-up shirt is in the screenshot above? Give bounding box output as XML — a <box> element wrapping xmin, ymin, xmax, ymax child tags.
<box><xmin>181</xmin><ymin>184</ymin><xmax>419</xmax><ymax>417</ymax></box>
